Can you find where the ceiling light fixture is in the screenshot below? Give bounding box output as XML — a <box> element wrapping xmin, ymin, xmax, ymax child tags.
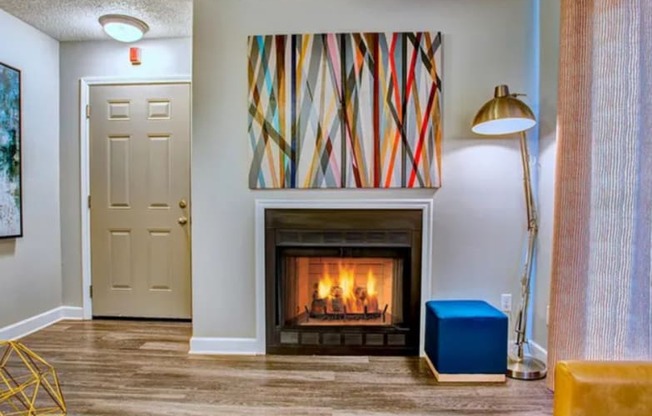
<box><xmin>99</xmin><ymin>14</ymin><xmax>149</xmax><ymax>43</ymax></box>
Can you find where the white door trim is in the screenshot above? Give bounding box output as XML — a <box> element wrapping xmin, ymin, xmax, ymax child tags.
<box><xmin>80</xmin><ymin>76</ymin><xmax>191</xmax><ymax>320</ymax></box>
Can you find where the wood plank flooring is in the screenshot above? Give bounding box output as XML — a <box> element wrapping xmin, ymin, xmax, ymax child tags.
<box><xmin>14</xmin><ymin>320</ymin><xmax>553</xmax><ymax>415</ymax></box>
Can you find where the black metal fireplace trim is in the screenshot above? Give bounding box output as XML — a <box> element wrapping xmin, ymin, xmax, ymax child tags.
<box><xmin>265</xmin><ymin>209</ymin><xmax>422</xmax><ymax>356</ymax></box>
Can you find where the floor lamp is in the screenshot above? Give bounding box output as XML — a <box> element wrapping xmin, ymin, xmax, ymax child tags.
<box><xmin>472</xmin><ymin>85</ymin><xmax>547</xmax><ymax>380</ymax></box>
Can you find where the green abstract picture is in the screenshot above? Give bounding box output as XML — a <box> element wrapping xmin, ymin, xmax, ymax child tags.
<box><xmin>0</xmin><ymin>62</ymin><xmax>22</xmax><ymax>238</ymax></box>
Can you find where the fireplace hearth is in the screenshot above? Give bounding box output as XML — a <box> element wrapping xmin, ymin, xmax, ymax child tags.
<box><xmin>265</xmin><ymin>209</ymin><xmax>422</xmax><ymax>355</ymax></box>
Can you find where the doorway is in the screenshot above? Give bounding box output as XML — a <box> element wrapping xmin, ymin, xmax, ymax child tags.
<box><xmin>88</xmin><ymin>82</ymin><xmax>191</xmax><ymax>319</ymax></box>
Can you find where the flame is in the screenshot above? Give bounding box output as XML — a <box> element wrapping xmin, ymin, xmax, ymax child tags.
<box><xmin>338</xmin><ymin>263</ymin><xmax>355</xmax><ymax>301</ymax></box>
<box><xmin>367</xmin><ymin>269</ymin><xmax>377</xmax><ymax>297</ymax></box>
<box><xmin>314</xmin><ymin>262</ymin><xmax>379</xmax><ymax>313</ymax></box>
<box><xmin>318</xmin><ymin>271</ymin><xmax>333</xmax><ymax>299</ymax></box>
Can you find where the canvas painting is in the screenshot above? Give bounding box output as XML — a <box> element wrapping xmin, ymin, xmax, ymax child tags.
<box><xmin>0</xmin><ymin>62</ymin><xmax>22</xmax><ymax>238</ymax></box>
<box><xmin>248</xmin><ymin>32</ymin><xmax>442</xmax><ymax>189</ymax></box>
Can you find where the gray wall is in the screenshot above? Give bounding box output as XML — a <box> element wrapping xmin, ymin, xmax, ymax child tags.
<box><xmin>533</xmin><ymin>0</ymin><xmax>560</xmax><ymax>349</ymax></box>
<box><xmin>59</xmin><ymin>38</ymin><xmax>192</xmax><ymax>306</ymax></box>
<box><xmin>1</xmin><ymin>0</ymin><xmax>560</xmax><ymax>347</ymax></box>
<box><xmin>192</xmin><ymin>0</ymin><xmax>540</xmax><ymax>339</ymax></box>
<box><xmin>0</xmin><ymin>10</ymin><xmax>61</xmax><ymax>327</ymax></box>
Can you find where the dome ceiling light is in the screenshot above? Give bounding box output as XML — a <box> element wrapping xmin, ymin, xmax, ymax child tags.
<box><xmin>99</xmin><ymin>14</ymin><xmax>149</xmax><ymax>43</ymax></box>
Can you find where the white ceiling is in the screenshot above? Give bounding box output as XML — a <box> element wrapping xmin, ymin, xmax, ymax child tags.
<box><xmin>0</xmin><ymin>0</ymin><xmax>192</xmax><ymax>41</ymax></box>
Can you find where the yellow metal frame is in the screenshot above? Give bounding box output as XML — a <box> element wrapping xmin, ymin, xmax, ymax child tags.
<box><xmin>0</xmin><ymin>341</ymin><xmax>66</xmax><ymax>416</ymax></box>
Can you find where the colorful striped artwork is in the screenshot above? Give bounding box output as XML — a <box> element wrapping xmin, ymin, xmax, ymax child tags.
<box><xmin>248</xmin><ymin>32</ymin><xmax>442</xmax><ymax>189</ymax></box>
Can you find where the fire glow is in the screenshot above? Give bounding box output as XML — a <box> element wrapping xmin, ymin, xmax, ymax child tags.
<box><xmin>310</xmin><ymin>263</ymin><xmax>383</xmax><ymax>317</ymax></box>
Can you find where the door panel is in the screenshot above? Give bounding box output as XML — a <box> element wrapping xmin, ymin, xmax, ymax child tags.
<box><xmin>108</xmin><ymin>136</ymin><xmax>131</xmax><ymax>207</ymax></box>
<box><xmin>90</xmin><ymin>83</ymin><xmax>191</xmax><ymax>319</ymax></box>
<box><xmin>147</xmin><ymin>136</ymin><xmax>171</xmax><ymax>206</ymax></box>
<box><xmin>109</xmin><ymin>230</ymin><xmax>132</xmax><ymax>289</ymax></box>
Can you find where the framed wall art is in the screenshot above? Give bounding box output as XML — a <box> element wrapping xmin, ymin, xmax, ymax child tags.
<box><xmin>0</xmin><ymin>61</ymin><xmax>22</xmax><ymax>238</ymax></box>
<box><xmin>248</xmin><ymin>32</ymin><xmax>442</xmax><ymax>189</ymax></box>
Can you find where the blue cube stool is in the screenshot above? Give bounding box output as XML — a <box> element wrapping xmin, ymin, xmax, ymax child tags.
<box><xmin>425</xmin><ymin>300</ymin><xmax>508</xmax><ymax>382</ymax></box>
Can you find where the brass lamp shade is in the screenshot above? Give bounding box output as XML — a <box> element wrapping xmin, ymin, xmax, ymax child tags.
<box><xmin>472</xmin><ymin>85</ymin><xmax>536</xmax><ymax>135</ymax></box>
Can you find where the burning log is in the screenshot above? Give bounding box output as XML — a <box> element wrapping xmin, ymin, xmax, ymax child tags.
<box><xmin>331</xmin><ymin>298</ymin><xmax>344</xmax><ymax>313</ymax></box>
<box><xmin>305</xmin><ymin>267</ymin><xmax>387</xmax><ymax>322</ymax></box>
<box><xmin>311</xmin><ymin>298</ymin><xmax>327</xmax><ymax>315</ymax></box>
<box><xmin>330</xmin><ymin>286</ymin><xmax>345</xmax><ymax>313</ymax></box>
<box><xmin>354</xmin><ymin>287</ymin><xmax>366</xmax><ymax>313</ymax></box>
<box><xmin>367</xmin><ymin>297</ymin><xmax>379</xmax><ymax>314</ymax></box>
<box><xmin>306</xmin><ymin>304</ymin><xmax>384</xmax><ymax>321</ymax></box>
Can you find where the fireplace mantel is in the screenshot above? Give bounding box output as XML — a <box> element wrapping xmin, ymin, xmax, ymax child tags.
<box><xmin>254</xmin><ymin>199</ymin><xmax>433</xmax><ymax>356</ymax></box>
<box><xmin>189</xmin><ymin>199</ymin><xmax>433</xmax><ymax>356</ymax></box>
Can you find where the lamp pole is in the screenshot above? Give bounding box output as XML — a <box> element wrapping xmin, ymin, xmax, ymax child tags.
<box><xmin>472</xmin><ymin>85</ymin><xmax>547</xmax><ymax>380</ymax></box>
<box><xmin>507</xmin><ymin>132</ymin><xmax>546</xmax><ymax>380</ymax></box>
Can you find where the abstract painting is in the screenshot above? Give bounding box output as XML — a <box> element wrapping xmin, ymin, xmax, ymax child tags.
<box><xmin>0</xmin><ymin>62</ymin><xmax>22</xmax><ymax>238</ymax></box>
<box><xmin>248</xmin><ymin>32</ymin><xmax>442</xmax><ymax>189</ymax></box>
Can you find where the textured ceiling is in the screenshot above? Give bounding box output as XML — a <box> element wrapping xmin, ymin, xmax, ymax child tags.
<box><xmin>0</xmin><ymin>0</ymin><xmax>192</xmax><ymax>41</ymax></box>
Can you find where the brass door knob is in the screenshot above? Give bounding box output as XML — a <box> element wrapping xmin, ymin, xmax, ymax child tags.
<box><xmin>178</xmin><ymin>216</ymin><xmax>188</xmax><ymax>225</ymax></box>
<box><xmin>179</xmin><ymin>199</ymin><xmax>188</xmax><ymax>209</ymax></box>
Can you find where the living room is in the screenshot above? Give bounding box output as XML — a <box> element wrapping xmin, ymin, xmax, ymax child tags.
<box><xmin>0</xmin><ymin>0</ymin><xmax>650</xmax><ymax>415</ymax></box>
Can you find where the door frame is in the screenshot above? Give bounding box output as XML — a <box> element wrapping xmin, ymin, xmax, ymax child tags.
<box><xmin>80</xmin><ymin>76</ymin><xmax>192</xmax><ymax>320</ymax></box>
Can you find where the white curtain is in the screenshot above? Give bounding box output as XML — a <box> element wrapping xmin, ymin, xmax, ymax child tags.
<box><xmin>547</xmin><ymin>0</ymin><xmax>652</xmax><ymax>389</ymax></box>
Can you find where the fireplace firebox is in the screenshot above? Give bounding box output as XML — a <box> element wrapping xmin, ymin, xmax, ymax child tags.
<box><xmin>265</xmin><ymin>209</ymin><xmax>422</xmax><ymax>355</ymax></box>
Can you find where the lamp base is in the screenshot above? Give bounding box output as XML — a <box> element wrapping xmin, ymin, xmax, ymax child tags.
<box><xmin>507</xmin><ymin>354</ymin><xmax>547</xmax><ymax>380</ymax></box>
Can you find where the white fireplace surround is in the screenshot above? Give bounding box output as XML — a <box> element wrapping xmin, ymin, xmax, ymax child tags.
<box><xmin>190</xmin><ymin>198</ymin><xmax>434</xmax><ymax>356</ymax></box>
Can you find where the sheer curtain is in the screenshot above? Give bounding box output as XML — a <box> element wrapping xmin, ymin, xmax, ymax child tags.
<box><xmin>547</xmin><ymin>0</ymin><xmax>652</xmax><ymax>389</ymax></box>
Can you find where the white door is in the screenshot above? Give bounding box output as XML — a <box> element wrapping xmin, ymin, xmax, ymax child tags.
<box><xmin>89</xmin><ymin>83</ymin><xmax>191</xmax><ymax>319</ymax></box>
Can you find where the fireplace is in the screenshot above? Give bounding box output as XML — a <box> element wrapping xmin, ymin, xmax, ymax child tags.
<box><xmin>265</xmin><ymin>209</ymin><xmax>422</xmax><ymax>355</ymax></box>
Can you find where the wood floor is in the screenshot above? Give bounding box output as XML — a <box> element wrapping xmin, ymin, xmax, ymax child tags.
<box><xmin>14</xmin><ymin>320</ymin><xmax>553</xmax><ymax>415</ymax></box>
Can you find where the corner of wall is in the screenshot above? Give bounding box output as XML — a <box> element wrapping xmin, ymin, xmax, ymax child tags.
<box><xmin>532</xmin><ymin>0</ymin><xmax>560</xmax><ymax>351</ymax></box>
<box><xmin>0</xmin><ymin>9</ymin><xmax>64</xmax><ymax>329</ymax></box>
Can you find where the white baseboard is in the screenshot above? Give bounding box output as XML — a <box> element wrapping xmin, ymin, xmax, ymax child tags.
<box><xmin>0</xmin><ymin>306</ymin><xmax>84</xmax><ymax>341</ymax></box>
<box><xmin>59</xmin><ymin>306</ymin><xmax>84</xmax><ymax>320</ymax></box>
<box><xmin>189</xmin><ymin>337</ymin><xmax>263</xmax><ymax>355</ymax></box>
<box><xmin>528</xmin><ymin>340</ymin><xmax>548</xmax><ymax>363</ymax></box>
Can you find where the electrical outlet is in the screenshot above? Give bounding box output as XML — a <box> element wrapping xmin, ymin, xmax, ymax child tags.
<box><xmin>501</xmin><ymin>294</ymin><xmax>512</xmax><ymax>312</ymax></box>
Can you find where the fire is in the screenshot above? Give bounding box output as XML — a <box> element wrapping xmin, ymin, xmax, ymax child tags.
<box><xmin>313</xmin><ymin>262</ymin><xmax>379</xmax><ymax>313</ymax></box>
<box><xmin>338</xmin><ymin>263</ymin><xmax>355</xmax><ymax>302</ymax></box>
<box><xmin>367</xmin><ymin>269</ymin><xmax>377</xmax><ymax>297</ymax></box>
<box><xmin>317</xmin><ymin>267</ymin><xmax>333</xmax><ymax>300</ymax></box>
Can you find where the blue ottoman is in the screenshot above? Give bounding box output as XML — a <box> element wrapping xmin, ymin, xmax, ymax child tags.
<box><xmin>425</xmin><ymin>300</ymin><xmax>508</xmax><ymax>382</ymax></box>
